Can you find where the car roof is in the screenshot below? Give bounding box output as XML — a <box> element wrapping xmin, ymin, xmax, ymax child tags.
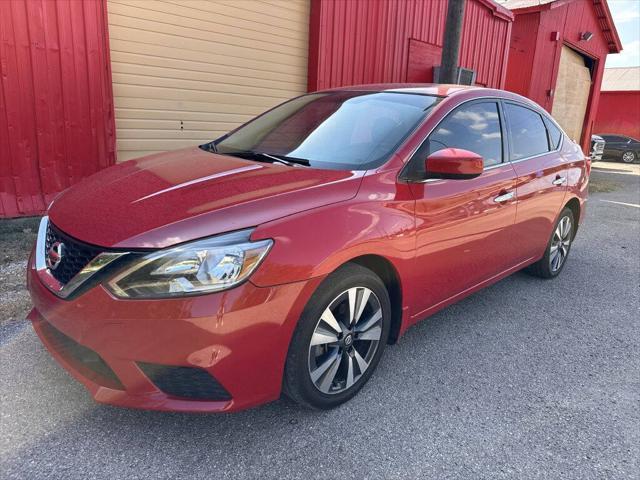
<box><xmin>315</xmin><ymin>84</ymin><xmax>544</xmax><ymax>108</ymax></box>
<box><xmin>599</xmin><ymin>134</ymin><xmax>640</xmax><ymax>142</ymax></box>
<box><xmin>315</xmin><ymin>83</ymin><xmax>550</xmax><ymax>115</ymax></box>
<box><xmin>317</xmin><ymin>83</ymin><xmax>483</xmax><ymax>97</ymax></box>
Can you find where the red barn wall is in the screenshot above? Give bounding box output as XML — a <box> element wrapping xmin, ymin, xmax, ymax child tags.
<box><xmin>504</xmin><ymin>12</ymin><xmax>540</xmax><ymax>98</ymax></box>
<box><xmin>308</xmin><ymin>0</ymin><xmax>513</xmax><ymax>91</ymax></box>
<box><xmin>505</xmin><ymin>0</ymin><xmax>613</xmax><ymax>152</ymax></box>
<box><xmin>0</xmin><ymin>0</ymin><xmax>116</xmax><ymax>218</ymax></box>
<box><xmin>594</xmin><ymin>91</ymin><xmax>640</xmax><ymax>139</ymax></box>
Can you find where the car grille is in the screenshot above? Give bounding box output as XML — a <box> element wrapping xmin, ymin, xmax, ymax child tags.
<box><xmin>45</xmin><ymin>221</ymin><xmax>103</xmax><ymax>285</ymax></box>
<box><xmin>137</xmin><ymin>362</ymin><xmax>232</xmax><ymax>401</ymax></box>
<box><xmin>40</xmin><ymin>321</ymin><xmax>124</xmax><ymax>390</ymax></box>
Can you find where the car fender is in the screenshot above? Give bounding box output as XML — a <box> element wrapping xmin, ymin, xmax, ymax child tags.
<box><xmin>249</xmin><ymin>171</ymin><xmax>416</xmax><ymax>291</ymax></box>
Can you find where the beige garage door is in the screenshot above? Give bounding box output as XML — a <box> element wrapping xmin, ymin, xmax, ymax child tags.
<box><xmin>551</xmin><ymin>46</ymin><xmax>592</xmax><ymax>143</ymax></box>
<box><xmin>107</xmin><ymin>0</ymin><xmax>310</xmax><ymax>162</ymax></box>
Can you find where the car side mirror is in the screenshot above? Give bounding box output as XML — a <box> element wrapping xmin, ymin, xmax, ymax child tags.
<box><xmin>425</xmin><ymin>148</ymin><xmax>484</xmax><ymax>180</ymax></box>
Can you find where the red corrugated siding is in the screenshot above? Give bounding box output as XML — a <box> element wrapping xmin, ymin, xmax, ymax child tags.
<box><xmin>308</xmin><ymin>0</ymin><xmax>513</xmax><ymax>91</ymax></box>
<box><xmin>594</xmin><ymin>91</ymin><xmax>640</xmax><ymax>139</ymax></box>
<box><xmin>460</xmin><ymin>0</ymin><xmax>512</xmax><ymax>88</ymax></box>
<box><xmin>504</xmin><ymin>12</ymin><xmax>539</xmax><ymax>96</ymax></box>
<box><xmin>505</xmin><ymin>0</ymin><xmax>613</xmax><ymax>152</ymax></box>
<box><xmin>0</xmin><ymin>0</ymin><xmax>115</xmax><ymax>218</ymax></box>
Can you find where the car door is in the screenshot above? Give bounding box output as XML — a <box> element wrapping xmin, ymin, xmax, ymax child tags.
<box><xmin>602</xmin><ymin>135</ymin><xmax>625</xmax><ymax>159</ymax></box>
<box><xmin>404</xmin><ymin>99</ymin><xmax>519</xmax><ymax>317</ymax></box>
<box><xmin>502</xmin><ymin>101</ymin><xmax>568</xmax><ymax>263</ymax></box>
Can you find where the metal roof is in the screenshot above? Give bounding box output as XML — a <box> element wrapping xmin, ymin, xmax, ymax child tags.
<box><xmin>496</xmin><ymin>0</ymin><xmax>622</xmax><ymax>53</ymax></box>
<box><xmin>497</xmin><ymin>0</ymin><xmax>555</xmax><ymax>8</ymax></box>
<box><xmin>601</xmin><ymin>67</ymin><xmax>640</xmax><ymax>91</ymax></box>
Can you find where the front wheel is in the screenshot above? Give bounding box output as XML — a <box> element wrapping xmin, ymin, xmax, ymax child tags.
<box><xmin>283</xmin><ymin>264</ymin><xmax>391</xmax><ymax>409</ymax></box>
<box><xmin>621</xmin><ymin>151</ymin><xmax>637</xmax><ymax>164</ymax></box>
<box><xmin>526</xmin><ymin>207</ymin><xmax>575</xmax><ymax>279</ymax></box>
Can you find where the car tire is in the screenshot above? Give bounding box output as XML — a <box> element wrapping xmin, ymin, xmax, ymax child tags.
<box><xmin>526</xmin><ymin>207</ymin><xmax>575</xmax><ymax>279</ymax></box>
<box><xmin>621</xmin><ymin>151</ymin><xmax>637</xmax><ymax>163</ymax></box>
<box><xmin>282</xmin><ymin>263</ymin><xmax>391</xmax><ymax>409</ymax></box>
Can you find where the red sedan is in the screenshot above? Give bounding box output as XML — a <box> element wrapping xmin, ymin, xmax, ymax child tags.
<box><xmin>27</xmin><ymin>85</ymin><xmax>589</xmax><ymax>412</ymax></box>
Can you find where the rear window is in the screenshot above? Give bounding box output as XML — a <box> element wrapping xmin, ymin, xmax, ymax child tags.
<box><xmin>504</xmin><ymin>103</ymin><xmax>549</xmax><ymax>160</ymax></box>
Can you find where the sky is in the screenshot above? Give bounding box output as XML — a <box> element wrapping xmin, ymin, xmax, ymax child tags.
<box><xmin>606</xmin><ymin>0</ymin><xmax>640</xmax><ymax>68</ymax></box>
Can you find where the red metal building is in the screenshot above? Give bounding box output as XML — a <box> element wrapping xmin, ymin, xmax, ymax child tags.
<box><xmin>503</xmin><ymin>0</ymin><xmax>622</xmax><ymax>153</ymax></box>
<box><xmin>1</xmin><ymin>0</ymin><xmax>515</xmax><ymax>218</ymax></box>
<box><xmin>594</xmin><ymin>67</ymin><xmax>640</xmax><ymax>139</ymax></box>
<box><xmin>308</xmin><ymin>0</ymin><xmax>514</xmax><ymax>91</ymax></box>
<box><xmin>0</xmin><ymin>0</ymin><xmax>116</xmax><ymax>218</ymax></box>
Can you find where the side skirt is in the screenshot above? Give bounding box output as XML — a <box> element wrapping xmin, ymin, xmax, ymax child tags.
<box><xmin>399</xmin><ymin>256</ymin><xmax>539</xmax><ymax>337</ymax></box>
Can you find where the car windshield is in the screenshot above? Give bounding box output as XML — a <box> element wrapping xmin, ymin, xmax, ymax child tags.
<box><xmin>213</xmin><ymin>91</ymin><xmax>441</xmax><ymax>170</ymax></box>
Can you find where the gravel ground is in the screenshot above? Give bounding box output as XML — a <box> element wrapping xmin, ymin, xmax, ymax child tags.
<box><xmin>1</xmin><ymin>163</ymin><xmax>638</xmax><ymax>479</ymax></box>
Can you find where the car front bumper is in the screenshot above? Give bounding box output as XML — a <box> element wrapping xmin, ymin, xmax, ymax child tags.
<box><xmin>27</xmin><ymin>256</ymin><xmax>321</xmax><ymax>412</ymax></box>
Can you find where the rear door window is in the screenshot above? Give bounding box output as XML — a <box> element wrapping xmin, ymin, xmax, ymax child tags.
<box><xmin>504</xmin><ymin>103</ymin><xmax>550</xmax><ymax>160</ymax></box>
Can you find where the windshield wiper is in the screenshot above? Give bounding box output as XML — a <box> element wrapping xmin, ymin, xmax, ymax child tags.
<box><xmin>199</xmin><ymin>141</ymin><xmax>217</xmax><ymax>153</ymax></box>
<box><xmin>199</xmin><ymin>135</ymin><xmax>229</xmax><ymax>154</ymax></box>
<box><xmin>258</xmin><ymin>152</ymin><xmax>310</xmax><ymax>167</ymax></box>
<box><xmin>224</xmin><ymin>150</ymin><xmax>310</xmax><ymax>167</ymax></box>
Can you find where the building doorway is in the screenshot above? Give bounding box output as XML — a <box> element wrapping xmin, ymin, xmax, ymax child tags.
<box><xmin>551</xmin><ymin>45</ymin><xmax>594</xmax><ymax>143</ymax></box>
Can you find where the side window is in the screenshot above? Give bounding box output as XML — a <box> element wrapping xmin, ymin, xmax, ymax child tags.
<box><xmin>427</xmin><ymin>102</ymin><xmax>503</xmax><ymax>167</ymax></box>
<box><xmin>504</xmin><ymin>103</ymin><xmax>550</xmax><ymax>160</ymax></box>
<box><xmin>544</xmin><ymin>117</ymin><xmax>562</xmax><ymax>149</ymax></box>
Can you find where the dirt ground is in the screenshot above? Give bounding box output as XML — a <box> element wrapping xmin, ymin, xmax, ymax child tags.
<box><xmin>0</xmin><ymin>217</ymin><xmax>39</xmax><ymax>331</ymax></box>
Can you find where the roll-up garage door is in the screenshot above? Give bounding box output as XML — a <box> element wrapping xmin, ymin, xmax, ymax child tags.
<box><xmin>551</xmin><ymin>46</ymin><xmax>592</xmax><ymax>143</ymax></box>
<box><xmin>106</xmin><ymin>0</ymin><xmax>310</xmax><ymax>162</ymax></box>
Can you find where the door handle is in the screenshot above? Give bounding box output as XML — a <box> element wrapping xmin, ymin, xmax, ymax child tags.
<box><xmin>552</xmin><ymin>176</ymin><xmax>567</xmax><ymax>186</ymax></box>
<box><xmin>494</xmin><ymin>191</ymin><xmax>515</xmax><ymax>203</ymax></box>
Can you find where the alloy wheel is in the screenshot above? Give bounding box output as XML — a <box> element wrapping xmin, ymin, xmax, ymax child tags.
<box><xmin>308</xmin><ymin>287</ymin><xmax>383</xmax><ymax>395</ymax></box>
<box><xmin>622</xmin><ymin>151</ymin><xmax>636</xmax><ymax>163</ymax></box>
<box><xmin>549</xmin><ymin>215</ymin><xmax>572</xmax><ymax>273</ymax></box>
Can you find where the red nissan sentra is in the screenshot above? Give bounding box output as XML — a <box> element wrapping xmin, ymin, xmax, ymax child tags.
<box><xmin>27</xmin><ymin>85</ymin><xmax>589</xmax><ymax>412</ymax></box>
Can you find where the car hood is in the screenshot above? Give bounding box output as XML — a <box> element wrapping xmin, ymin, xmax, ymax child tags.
<box><xmin>49</xmin><ymin>147</ymin><xmax>364</xmax><ymax>249</ymax></box>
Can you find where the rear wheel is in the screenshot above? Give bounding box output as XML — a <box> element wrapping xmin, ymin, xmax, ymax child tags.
<box><xmin>283</xmin><ymin>264</ymin><xmax>391</xmax><ymax>409</ymax></box>
<box><xmin>526</xmin><ymin>207</ymin><xmax>575</xmax><ymax>279</ymax></box>
<box><xmin>621</xmin><ymin>151</ymin><xmax>636</xmax><ymax>163</ymax></box>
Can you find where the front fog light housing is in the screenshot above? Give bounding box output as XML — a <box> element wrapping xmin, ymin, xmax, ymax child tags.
<box><xmin>106</xmin><ymin>229</ymin><xmax>272</xmax><ymax>298</ymax></box>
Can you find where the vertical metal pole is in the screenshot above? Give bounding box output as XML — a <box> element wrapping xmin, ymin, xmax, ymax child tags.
<box><xmin>440</xmin><ymin>0</ymin><xmax>466</xmax><ymax>84</ymax></box>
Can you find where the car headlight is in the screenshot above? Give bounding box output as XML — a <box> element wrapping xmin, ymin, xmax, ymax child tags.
<box><xmin>106</xmin><ymin>230</ymin><xmax>272</xmax><ymax>299</ymax></box>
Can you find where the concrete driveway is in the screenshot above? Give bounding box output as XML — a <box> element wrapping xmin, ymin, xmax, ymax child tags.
<box><xmin>1</xmin><ymin>163</ymin><xmax>638</xmax><ymax>480</ymax></box>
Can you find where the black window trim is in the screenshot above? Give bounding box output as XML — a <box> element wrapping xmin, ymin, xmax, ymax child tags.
<box><xmin>398</xmin><ymin>96</ymin><xmax>567</xmax><ymax>183</ymax></box>
<box><xmin>399</xmin><ymin>97</ymin><xmax>509</xmax><ymax>182</ymax></box>
<box><xmin>500</xmin><ymin>99</ymin><xmax>565</xmax><ymax>164</ymax></box>
<box><xmin>543</xmin><ymin>115</ymin><xmax>561</xmax><ymax>150</ymax></box>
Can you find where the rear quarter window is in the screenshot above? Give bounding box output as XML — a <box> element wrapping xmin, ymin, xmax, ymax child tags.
<box><xmin>544</xmin><ymin>118</ymin><xmax>562</xmax><ymax>149</ymax></box>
